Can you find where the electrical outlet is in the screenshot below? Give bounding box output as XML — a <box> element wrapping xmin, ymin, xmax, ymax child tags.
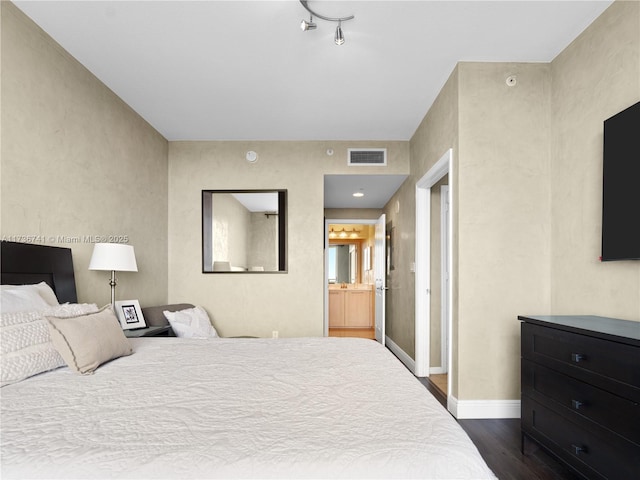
<box><xmin>272</xmin><ymin>330</ymin><xmax>279</xmax><ymax>339</ymax></box>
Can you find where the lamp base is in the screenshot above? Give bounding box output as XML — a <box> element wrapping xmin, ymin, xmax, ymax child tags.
<box><xmin>109</xmin><ymin>270</ymin><xmax>117</xmax><ymax>307</ymax></box>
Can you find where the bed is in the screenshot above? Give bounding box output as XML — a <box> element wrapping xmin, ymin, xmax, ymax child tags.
<box><xmin>1</xmin><ymin>241</ymin><xmax>496</xmax><ymax>479</ymax></box>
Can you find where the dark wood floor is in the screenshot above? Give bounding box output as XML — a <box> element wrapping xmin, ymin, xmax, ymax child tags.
<box><xmin>418</xmin><ymin>377</ymin><xmax>582</xmax><ymax>480</ymax></box>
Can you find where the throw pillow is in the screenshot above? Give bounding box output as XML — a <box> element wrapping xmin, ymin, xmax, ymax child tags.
<box><xmin>46</xmin><ymin>306</ymin><xmax>132</xmax><ymax>375</ymax></box>
<box><xmin>163</xmin><ymin>306</ymin><xmax>219</xmax><ymax>338</ymax></box>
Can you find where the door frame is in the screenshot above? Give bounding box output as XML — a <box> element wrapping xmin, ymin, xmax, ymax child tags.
<box><xmin>415</xmin><ymin>148</ymin><xmax>453</xmax><ymax>397</ymax></box>
<box><xmin>324</xmin><ymin>218</ymin><xmax>379</xmax><ymax>338</ymax></box>
<box><xmin>440</xmin><ymin>185</ymin><xmax>450</xmax><ymax>373</ymax></box>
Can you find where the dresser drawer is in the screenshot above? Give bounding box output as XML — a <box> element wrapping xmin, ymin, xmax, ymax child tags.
<box><xmin>522</xmin><ymin>397</ymin><xmax>640</xmax><ymax>480</ymax></box>
<box><xmin>522</xmin><ymin>323</ymin><xmax>640</xmax><ymax>400</ymax></box>
<box><xmin>522</xmin><ymin>359</ymin><xmax>639</xmax><ymax>445</ymax></box>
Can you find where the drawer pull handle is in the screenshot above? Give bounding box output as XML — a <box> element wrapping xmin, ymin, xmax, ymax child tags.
<box><xmin>571</xmin><ymin>399</ymin><xmax>584</xmax><ymax>410</ymax></box>
<box><xmin>571</xmin><ymin>353</ymin><xmax>586</xmax><ymax>363</ymax></box>
<box><xmin>571</xmin><ymin>444</ymin><xmax>587</xmax><ymax>456</ymax></box>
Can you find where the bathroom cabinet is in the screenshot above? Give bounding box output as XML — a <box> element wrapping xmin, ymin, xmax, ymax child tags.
<box><xmin>329</xmin><ymin>288</ymin><xmax>372</xmax><ymax>328</ymax></box>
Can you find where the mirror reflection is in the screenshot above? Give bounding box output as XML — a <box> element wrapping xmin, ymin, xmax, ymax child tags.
<box><xmin>328</xmin><ymin>245</ymin><xmax>357</xmax><ymax>283</ymax></box>
<box><xmin>202</xmin><ymin>190</ymin><xmax>287</xmax><ymax>273</ymax></box>
<box><xmin>327</xmin><ymin>224</ymin><xmax>376</xmax><ymax>286</ymax></box>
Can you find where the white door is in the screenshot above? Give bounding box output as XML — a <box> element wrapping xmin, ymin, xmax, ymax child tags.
<box><xmin>374</xmin><ymin>214</ymin><xmax>386</xmax><ymax>345</ymax></box>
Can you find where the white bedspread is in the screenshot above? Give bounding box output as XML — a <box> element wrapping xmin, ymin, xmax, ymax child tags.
<box><xmin>1</xmin><ymin>337</ymin><xmax>496</xmax><ymax>479</ymax></box>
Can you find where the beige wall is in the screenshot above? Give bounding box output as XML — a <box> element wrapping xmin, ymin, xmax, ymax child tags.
<box><xmin>1</xmin><ymin>3</ymin><xmax>169</xmax><ymax>307</ymax></box>
<box><xmin>550</xmin><ymin>0</ymin><xmax>640</xmax><ymax>319</ymax></box>
<box><xmin>210</xmin><ymin>193</ymin><xmax>250</xmax><ymax>269</ymax></box>
<box><xmin>324</xmin><ymin>208</ymin><xmax>383</xmax><ymax>220</ymax></box>
<box><xmin>168</xmin><ymin>142</ymin><xmax>409</xmax><ymax>338</ymax></box>
<box><xmin>247</xmin><ymin>212</ymin><xmax>278</xmax><ymax>272</ymax></box>
<box><xmin>457</xmin><ymin>62</ymin><xmax>552</xmax><ymax>400</ymax></box>
<box><xmin>386</xmin><ymin>66</ymin><xmax>459</xmax><ymax>368</ymax></box>
<box><xmin>394</xmin><ymin>0</ymin><xmax>639</xmax><ymax>403</ymax></box>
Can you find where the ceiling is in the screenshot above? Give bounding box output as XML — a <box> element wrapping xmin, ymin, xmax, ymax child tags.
<box><xmin>324</xmin><ymin>174</ymin><xmax>407</xmax><ymax>208</ymax></box>
<box><xmin>14</xmin><ymin>0</ymin><xmax>611</xmax><ymax>142</ymax></box>
<box><xmin>231</xmin><ymin>192</ymin><xmax>279</xmax><ymax>212</ymax></box>
<box><xmin>12</xmin><ymin>0</ymin><xmax>612</xmax><ymax>209</ymax></box>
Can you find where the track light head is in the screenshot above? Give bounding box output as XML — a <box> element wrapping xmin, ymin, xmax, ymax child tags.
<box><xmin>300</xmin><ymin>16</ymin><xmax>316</xmax><ymax>31</ymax></box>
<box><xmin>334</xmin><ymin>22</ymin><xmax>345</xmax><ymax>45</ymax></box>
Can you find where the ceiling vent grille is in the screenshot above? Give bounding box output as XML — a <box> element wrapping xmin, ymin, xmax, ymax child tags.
<box><xmin>348</xmin><ymin>148</ymin><xmax>387</xmax><ymax>166</ymax></box>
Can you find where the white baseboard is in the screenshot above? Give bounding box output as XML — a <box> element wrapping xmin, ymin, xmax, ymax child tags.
<box><xmin>429</xmin><ymin>366</ymin><xmax>446</xmax><ymax>374</ymax></box>
<box><xmin>385</xmin><ymin>336</ymin><xmax>415</xmax><ymax>372</ymax></box>
<box><xmin>383</xmin><ymin>337</ymin><xmax>520</xmax><ymax>420</ymax></box>
<box><xmin>448</xmin><ymin>396</ymin><xmax>520</xmax><ymax>419</ymax></box>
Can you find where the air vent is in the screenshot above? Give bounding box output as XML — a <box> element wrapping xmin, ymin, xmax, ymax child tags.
<box><xmin>348</xmin><ymin>148</ymin><xmax>387</xmax><ymax>166</ymax></box>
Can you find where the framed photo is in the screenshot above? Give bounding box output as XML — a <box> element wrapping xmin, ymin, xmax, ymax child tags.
<box><xmin>114</xmin><ymin>300</ymin><xmax>146</xmax><ymax>330</ymax></box>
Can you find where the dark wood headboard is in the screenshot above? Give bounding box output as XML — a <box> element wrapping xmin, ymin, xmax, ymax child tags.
<box><xmin>1</xmin><ymin>241</ymin><xmax>78</xmax><ymax>303</ymax></box>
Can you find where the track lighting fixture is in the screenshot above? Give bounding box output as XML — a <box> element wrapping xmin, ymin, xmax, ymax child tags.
<box><xmin>299</xmin><ymin>0</ymin><xmax>354</xmax><ymax>46</ymax></box>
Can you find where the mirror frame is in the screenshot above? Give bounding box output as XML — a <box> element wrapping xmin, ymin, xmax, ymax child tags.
<box><xmin>202</xmin><ymin>189</ymin><xmax>287</xmax><ymax>273</ymax></box>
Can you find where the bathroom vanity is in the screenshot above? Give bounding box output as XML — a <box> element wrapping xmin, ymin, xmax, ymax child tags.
<box><xmin>328</xmin><ymin>285</ymin><xmax>373</xmax><ymax>328</ymax></box>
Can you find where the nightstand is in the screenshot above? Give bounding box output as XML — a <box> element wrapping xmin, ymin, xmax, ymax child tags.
<box><xmin>124</xmin><ymin>325</ymin><xmax>174</xmax><ymax>338</ymax></box>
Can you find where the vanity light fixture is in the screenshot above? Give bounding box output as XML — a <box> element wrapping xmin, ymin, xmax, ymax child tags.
<box><xmin>329</xmin><ymin>227</ymin><xmax>361</xmax><ymax>239</ymax></box>
<box><xmin>299</xmin><ymin>0</ymin><xmax>354</xmax><ymax>46</ymax></box>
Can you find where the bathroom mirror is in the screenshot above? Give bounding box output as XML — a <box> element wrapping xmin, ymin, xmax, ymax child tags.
<box><xmin>202</xmin><ymin>190</ymin><xmax>287</xmax><ymax>273</ymax></box>
<box><xmin>328</xmin><ymin>243</ymin><xmax>358</xmax><ymax>284</ymax></box>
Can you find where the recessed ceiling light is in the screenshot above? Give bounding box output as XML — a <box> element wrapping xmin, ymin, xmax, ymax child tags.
<box><xmin>353</xmin><ymin>192</ymin><xmax>364</xmax><ymax>198</ymax></box>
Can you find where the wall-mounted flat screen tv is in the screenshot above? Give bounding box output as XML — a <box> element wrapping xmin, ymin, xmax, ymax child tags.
<box><xmin>601</xmin><ymin>101</ymin><xmax>640</xmax><ymax>261</ymax></box>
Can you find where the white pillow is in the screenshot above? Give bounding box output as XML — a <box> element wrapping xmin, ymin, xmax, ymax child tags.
<box><xmin>1</xmin><ymin>303</ymin><xmax>99</xmax><ymax>386</ymax></box>
<box><xmin>163</xmin><ymin>306</ymin><xmax>219</xmax><ymax>338</ymax></box>
<box><xmin>1</xmin><ymin>282</ymin><xmax>60</xmax><ymax>311</ymax></box>
<box><xmin>31</xmin><ymin>282</ymin><xmax>60</xmax><ymax>306</ymax></box>
<box><xmin>1</xmin><ymin>287</ymin><xmax>50</xmax><ymax>313</ymax></box>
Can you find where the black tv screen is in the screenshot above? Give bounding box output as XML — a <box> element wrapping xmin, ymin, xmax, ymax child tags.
<box><xmin>601</xmin><ymin>101</ymin><xmax>640</xmax><ymax>261</ymax></box>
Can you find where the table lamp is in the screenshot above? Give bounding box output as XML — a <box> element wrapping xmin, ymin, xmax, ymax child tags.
<box><xmin>89</xmin><ymin>243</ymin><xmax>138</xmax><ymax>306</ymax></box>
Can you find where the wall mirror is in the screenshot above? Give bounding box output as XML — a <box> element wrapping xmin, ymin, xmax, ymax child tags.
<box><xmin>202</xmin><ymin>190</ymin><xmax>287</xmax><ymax>273</ymax></box>
<box><xmin>328</xmin><ymin>244</ymin><xmax>357</xmax><ymax>284</ymax></box>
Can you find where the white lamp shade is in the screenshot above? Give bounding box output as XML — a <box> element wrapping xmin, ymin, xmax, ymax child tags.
<box><xmin>89</xmin><ymin>243</ymin><xmax>138</xmax><ymax>272</ymax></box>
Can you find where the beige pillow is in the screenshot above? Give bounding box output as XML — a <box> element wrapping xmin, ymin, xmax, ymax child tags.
<box><xmin>46</xmin><ymin>306</ymin><xmax>132</xmax><ymax>375</ymax></box>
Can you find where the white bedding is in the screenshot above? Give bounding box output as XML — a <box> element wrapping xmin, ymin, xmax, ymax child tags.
<box><xmin>1</xmin><ymin>337</ymin><xmax>496</xmax><ymax>479</ymax></box>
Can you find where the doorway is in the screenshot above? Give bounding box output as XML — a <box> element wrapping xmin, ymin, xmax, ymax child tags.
<box><xmin>324</xmin><ymin>216</ymin><xmax>385</xmax><ymax>342</ymax></box>
<box><xmin>415</xmin><ymin>149</ymin><xmax>453</xmax><ymax>410</ymax></box>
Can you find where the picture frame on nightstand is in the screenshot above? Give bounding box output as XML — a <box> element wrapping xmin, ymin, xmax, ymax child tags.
<box><xmin>114</xmin><ymin>300</ymin><xmax>146</xmax><ymax>330</ymax></box>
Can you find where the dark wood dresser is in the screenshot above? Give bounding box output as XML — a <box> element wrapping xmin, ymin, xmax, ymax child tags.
<box><xmin>519</xmin><ymin>315</ymin><xmax>639</xmax><ymax>479</ymax></box>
